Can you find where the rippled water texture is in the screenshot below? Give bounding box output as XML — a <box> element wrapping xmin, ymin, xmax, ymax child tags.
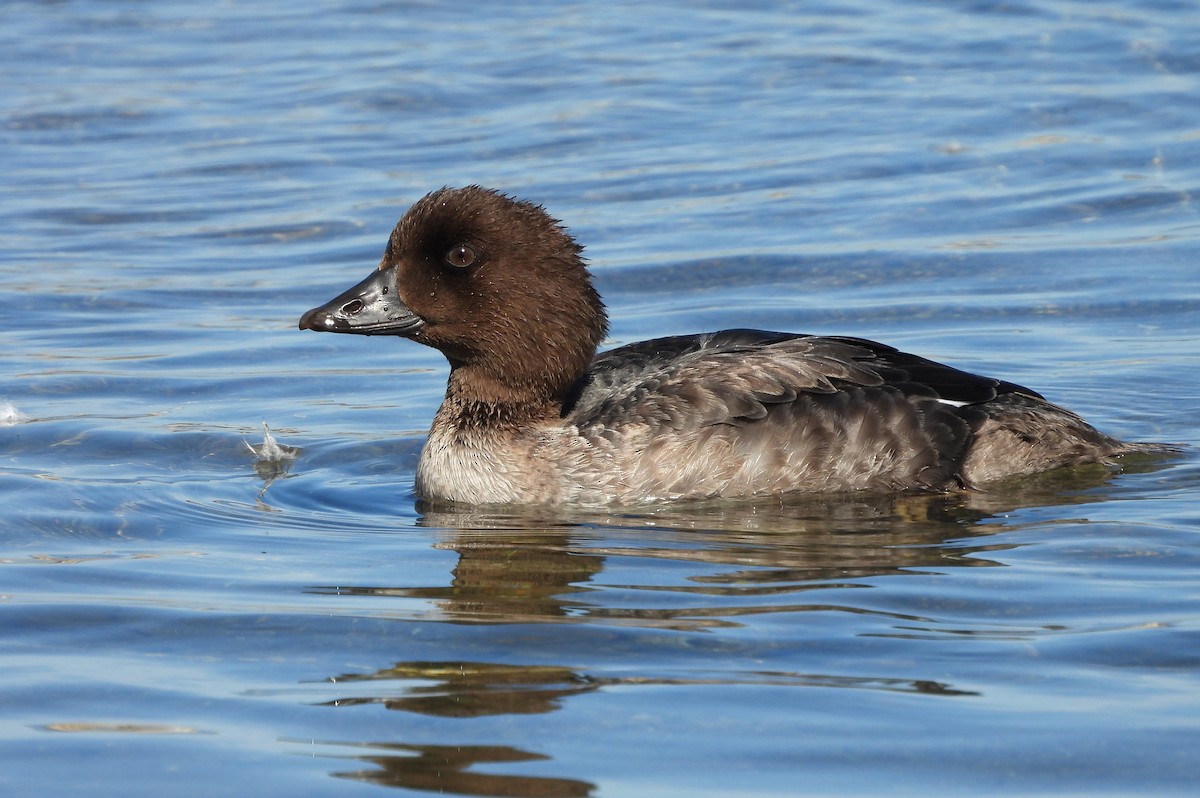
<box><xmin>2</xmin><ymin>2</ymin><xmax>1199</xmax><ymax>796</ymax></box>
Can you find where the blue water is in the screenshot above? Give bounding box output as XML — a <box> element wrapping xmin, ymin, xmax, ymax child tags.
<box><xmin>3</xmin><ymin>1</ymin><xmax>1200</xmax><ymax>796</ymax></box>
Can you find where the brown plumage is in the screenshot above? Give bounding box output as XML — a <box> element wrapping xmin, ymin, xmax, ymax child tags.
<box><xmin>299</xmin><ymin>186</ymin><xmax>1161</xmax><ymax>505</ymax></box>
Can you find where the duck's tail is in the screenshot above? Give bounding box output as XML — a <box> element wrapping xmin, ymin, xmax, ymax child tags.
<box><xmin>960</xmin><ymin>393</ymin><xmax>1179</xmax><ymax>485</ymax></box>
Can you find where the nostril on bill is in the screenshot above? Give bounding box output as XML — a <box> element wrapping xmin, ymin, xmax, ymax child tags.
<box><xmin>343</xmin><ymin>299</ymin><xmax>364</xmax><ymax>315</ymax></box>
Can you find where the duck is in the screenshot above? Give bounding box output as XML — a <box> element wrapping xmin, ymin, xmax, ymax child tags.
<box><xmin>299</xmin><ymin>185</ymin><xmax>1158</xmax><ymax>505</ymax></box>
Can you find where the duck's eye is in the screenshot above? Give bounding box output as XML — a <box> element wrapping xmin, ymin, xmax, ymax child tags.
<box><xmin>445</xmin><ymin>244</ymin><xmax>477</xmax><ymax>268</ymax></box>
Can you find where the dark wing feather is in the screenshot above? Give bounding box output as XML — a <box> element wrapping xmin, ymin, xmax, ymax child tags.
<box><xmin>564</xmin><ymin>329</ymin><xmax>1036</xmax><ymax>430</ymax></box>
<box><xmin>565</xmin><ymin>329</ymin><xmax>796</xmax><ymax>416</ymax></box>
<box><xmin>564</xmin><ymin>330</ymin><xmax>887</xmax><ymax>429</ymax></box>
<box><xmin>821</xmin><ymin>335</ymin><xmax>1042</xmax><ymax>402</ymax></box>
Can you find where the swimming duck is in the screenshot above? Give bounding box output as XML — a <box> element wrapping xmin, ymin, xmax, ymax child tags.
<box><xmin>299</xmin><ymin>186</ymin><xmax>1154</xmax><ymax>505</ymax></box>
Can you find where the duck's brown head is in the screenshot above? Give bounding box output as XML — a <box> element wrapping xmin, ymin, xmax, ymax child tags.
<box><xmin>299</xmin><ymin>186</ymin><xmax>608</xmax><ymax>406</ymax></box>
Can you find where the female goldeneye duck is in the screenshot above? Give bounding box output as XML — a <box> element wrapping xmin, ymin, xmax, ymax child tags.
<box><xmin>299</xmin><ymin>185</ymin><xmax>1160</xmax><ymax>505</ymax></box>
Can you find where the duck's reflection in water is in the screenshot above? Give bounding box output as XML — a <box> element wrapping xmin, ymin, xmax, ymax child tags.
<box><xmin>323</xmin><ymin>662</ymin><xmax>599</xmax><ymax>717</ymax></box>
<box><xmin>322</xmin><ymin>659</ymin><xmax>975</xmax><ymax>715</ymax></box>
<box><xmin>311</xmin><ymin>658</ymin><xmax>969</xmax><ymax>794</ymax></box>
<box><xmin>304</xmin><ymin>460</ymin><xmax>1166</xmax><ymax>794</ymax></box>
<box><xmin>315</xmin><ymin>463</ymin><xmax>1148</xmax><ymax>629</ymax></box>
<box><xmin>314</xmin><ymin>739</ymin><xmax>594</xmax><ymax>796</ymax></box>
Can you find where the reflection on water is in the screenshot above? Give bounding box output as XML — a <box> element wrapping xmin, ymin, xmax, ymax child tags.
<box><xmin>320</xmin><ymin>659</ymin><xmax>976</xmax><ymax>713</ymax></box>
<box><xmin>308</xmin><ymin>460</ymin><xmax>1166</xmax><ymax>631</ymax></box>
<box><xmin>316</xmin><ymin>739</ymin><xmax>595</xmax><ymax>797</ymax></box>
<box><xmin>288</xmin><ymin>461</ymin><xmax>1178</xmax><ymax>794</ymax></box>
<box><xmin>308</xmin><ymin>659</ymin><xmax>974</xmax><ymax>792</ymax></box>
<box><xmin>324</xmin><ymin>662</ymin><xmax>600</xmax><ymax>717</ymax></box>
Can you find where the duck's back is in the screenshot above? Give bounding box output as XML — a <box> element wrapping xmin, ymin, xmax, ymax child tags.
<box><xmin>562</xmin><ymin>329</ymin><xmax>1129</xmax><ymax>502</ymax></box>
